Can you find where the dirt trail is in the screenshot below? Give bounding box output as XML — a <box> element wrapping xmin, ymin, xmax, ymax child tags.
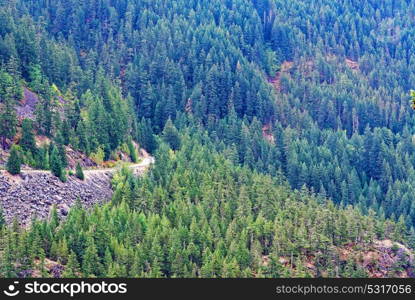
<box><xmin>16</xmin><ymin>156</ymin><xmax>155</xmax><ymax>176</ymax></box>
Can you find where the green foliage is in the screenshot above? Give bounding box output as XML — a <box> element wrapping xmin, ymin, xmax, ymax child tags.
<box><xmin>36</xmin><ymin>144</ymin><xmax>49</xmax><ymax>170</ymax></box>
<box><xmin>162</xmin><ymin>119</ymin><xmax>181</xmax><ymax>151</ymax></box>
<box><xmin>0</xmin><ymin>97</ymin><xmax>17</xmax><ymax>149</ymax></box>
<box><xmin>1</xmin><ymin>137</ymin><xmax>414</xmax><ymax>278</ymax></box>
<box><xmin>0</xmin><ymin>207</ymin><xmax>5</xmax><ymax>229</ymax></box>
<box><xmin>137</xmin><ymin>118</ymin><xmax>157</xmax><ymax>154</ymax></box>
<box><xmin>20</xmin><ymin>119</ymin><xmax>36</xmax><ymax>153</ymax></box>
<box><xmin>0</xmin><ymin>70</ymin><xmax>21</xmax><ymax>102</ymax></box>
<box><xmin>62</xmin><ymin>251</ymin><xmax>80</xmax><ymax>278</ymax></box>
<box><xmin>50</xmin><ymin>144</ymin><xmax>62</xmax><ymax>179</ymax></box>
<box><xmin>57</xmin><ymin>142</ymin><xmax>67</xmax><ymax>169</ymax></box>
<box><xmin>90</xmin><ymin>147</ymin><xmax>105</xmax><ymax>165</ymax></box>
<box><xmin>60</xmin><ymin>120</ymin><xmax>70</xmax><ymax>146</ymax></box>
<box><xmin>28</xmin><ymin>64</ymin><xmax>44</xmax><ymax>93</ymax></box>
<box><xmin>2</xmin><ymin>0</ymin><xmax>415</xmax><ymax>279</ymax></box>
<box><xmin>75</xmin><ymin>162</ymin><xmax>84</xmax><ymax>181</ymax></box>
<box><xmin>127</xmin><ymin>138</ymin><xmax>138</xmax><ymax>163</ymax></box>
<box><xmin>6</xmin><ymin>144</ymin><xmax>21</xmax><ymax>175</ymax></box>
<box><xmin>59</xmin><ymin>170</ymin><xmax>67</xmax><ymax>183</ymax></box>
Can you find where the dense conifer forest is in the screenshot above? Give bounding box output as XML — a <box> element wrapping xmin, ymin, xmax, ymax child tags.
<box><xmin>1</xmin><ymin>0</ymin><xmax>415</xmax><ymax>278</ymax></box>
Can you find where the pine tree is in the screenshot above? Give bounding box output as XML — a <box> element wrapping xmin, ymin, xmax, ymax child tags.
<box><xmin>82</xmin><ymin>237</ymin><xmax>101</xmax><ymax>277</ymax></box>
<box><xmin>63</xmin><ymin>251</ymin><xmax>80</xmax><ymax>278</ymax></box>
<box><xmin>0</xmin><ymin>206</ymin><xmax>5</xmax><ymax>229</ymax></box>
<box><xmin>1</xmin><ymin>234</ymin><xmax>16</xmax><ymax>278</ymax></box>
<box><xmin>21</xmin><ymin>119</ymin><xmax>37</xmax><ymax>153</ymax></box>
<box><xmin>6</xmin><ymin>144</ymin><xmax>21</xmax><ymax>175</ymax></box>
<box><xmin>75</xmin><ymin>162</ymin><xmax>85</xmax><ymax>180</ymax></box>
<box><xmin>127</xmin><ymin>138</ymin><xmax>138</xmax><ymax>163</ymax></box>
<box><xmin>0</xmin><ymin>97</ymin><xmax>17</xmax><ymax>150</ymax></box>
<box><xmin>37</xmin><ymin>144</ymin><xmax>50</xmax><ymax>170</ymax></box>
<box><xmin>103</xmin><ymin>247</ymin><xmax>113</xmax><ymax>273</ymax></box>
<box><xmin>0</xmin><ymin>70</ymin><xmax>20</xmax><ymax>101</ymax></box>
<box><xmin>76</xmin><ymin>120</ymin><xmax>90</xmax><ymax>154</ymax></box>
<box><xmin>55</xmin><ymin>132</ymin><xmax>68</xmax><ymax>168</ymax></box>
<box><xmin>50</xmin><ymin>144</ymin><xmax>62</xmax><ymax>178</ymax></box>
<box><xmin>138</xmin><ymin>118</ymin><xmax>157</xmax><ymax>154</ymax></box>
<box><xmin>60</xmin><ymin>119</ymin><xmax>70</xmax><ymax>146</ymax></box>
<box><xmin>38</xmin><ymin>248</ymin><xmax>48</xmax><ymax>278</ymax></box>
<box><xmin>162</xmin><ymin>118</ymin><xmax>181</xmax><ymax>151</ymax></box>
<box><xmin>49</xmin><ymin>205</ymin><xmax>59</xmax><ymax>230</ymax></box>
<box><xmin>57</xmin><ymin>239</ymin><xmax>69</xmax><ymax>265</ymax></box>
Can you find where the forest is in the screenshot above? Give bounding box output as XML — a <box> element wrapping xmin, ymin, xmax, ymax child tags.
<box><xmin>0</xmin><ymin>0</ymin><xmax>415</xmax><ymax>278</ymax></box>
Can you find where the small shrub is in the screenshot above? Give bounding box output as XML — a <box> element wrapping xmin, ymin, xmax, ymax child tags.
<box><xmin>90</xmin><ymin>146</ymin><xmax>105</xmax><ymax>165</ymax></box>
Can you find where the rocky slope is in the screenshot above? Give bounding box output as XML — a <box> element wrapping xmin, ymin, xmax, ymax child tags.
<box><xmin>0</xmin><ymin>157</ymin><xmax>154</xmax><ymax>225</ymax></box>
<box><xmin>263</xmin><ymin>239</ymin><xmax>415</xmax><ymax>278</ymax></box>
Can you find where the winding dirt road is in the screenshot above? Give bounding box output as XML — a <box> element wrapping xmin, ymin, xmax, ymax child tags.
<box><xmin>14</xmin><ymin>156</ymin><xmax>155</xmax><ymax>176</ymax></box>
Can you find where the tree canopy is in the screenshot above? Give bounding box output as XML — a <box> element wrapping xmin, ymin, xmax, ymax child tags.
<box><xmin>1</xmin><ymin>0</ymin><xmax>415</xmax><ymax>278</ymax></box>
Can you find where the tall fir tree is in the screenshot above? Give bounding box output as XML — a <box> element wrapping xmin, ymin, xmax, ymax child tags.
<box><xmin>162</xmin><ymin>118</ymin><xmax>181</xmax><ymax>151</ymax></box>
<box><xmin>50</xmin><ymin>144</ymin><xmax>63</xmax><ymax>178</ymax></box>
<box><xmin>20</xmin><ymin>118</ymin><xmax>36</xmax><ymax>153</ymax></box>
<box><xmin>0</xmin><ymin>97</ymin><xmax>17</xmax><ymax>150</ymax></box>
<box><xmin>6</xmin><ymin>144</ymin><xmax>21</xmax><ymax>175</ymax></box>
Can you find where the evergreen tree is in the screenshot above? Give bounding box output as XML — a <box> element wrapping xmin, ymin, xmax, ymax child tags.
<box><xmin>55</xmin><ymin>132</ymin><xmax>68</xmax><ymax>168</ymax></box>
<box><xmin>0</xmin><ymin>207</ymin><xmax>6</xmax><ymax>229</ymax></box>
<box><xmin>50</xmin><ymin>145</ymin><xmax>62</xmax><ymax>178</ymax></box>
<box><xmin>60</xmin><ymin>119</ymin><xmax>70</xmax><ymax>146</ymax></box>
<box><xmin>82</xmin><ymin>238</ymin><xmax>101</xmax><ymax>277</ymax></box>
<box><xmin>138</xmin><ymin>118</ymin><xmax>157</xmax><ymax>154</ymax></box>
<box><xmin>127</xmin><ymin>138</ymin><xmax>138</xmax><ymax>163</ymax></box>
<box><xmin>63</xmin><ymin>251</ymin><xmax>80</xmax><ymax>278</ymax></box>
<box><xmin>6</xmin><ymin>144</ymin><xmax>21</xmax><ymax>175</ymax></box>
<box><xmin>75</xmin><ymin>162</ymin><xmax>84</xmax><ymax>181</ymax></box>
<box><xmin>20</xmin><ymin>119</ymin><xmax>36</xmax><ymax>153</ymax></box>
<box><xmin>162</xmin><ymin>118</ymin><xmax>181</xmax><ymax>151</ymax></box>
<box><xmin>38</xmin><ymin>248</ymin><xmax>48</xmax><ymax>278</ymax></box>
<box><xmin>0</xmin><ymin>97</ymin><xmax>17</xmax><ymax>150</ymax></box>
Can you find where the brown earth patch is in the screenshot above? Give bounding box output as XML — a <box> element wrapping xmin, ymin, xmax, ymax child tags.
<box><xmin>345</xmin><ymin>58</ymin><xmax>359</xmax><ymax>71</ymax></box>
<box><xmin>269</xmin><ymin>61</ymin><xmax>293</xmax><ymax>92</ymax></box>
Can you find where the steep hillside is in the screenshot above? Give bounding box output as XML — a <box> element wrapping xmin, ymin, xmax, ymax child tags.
<box><xmin>0</xmin><ymin>169</ymin><xmax>113</xmax><ymax>225</ymax></box>
<box><xmin>1</xmin><ymin>0</ymin><xmax>415</xmax><ymax>279</ymax></box>
<box><xmin>2</xmin><ymin>137</ymin><xmax>412</xmax><ymax>278</ymax></box>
